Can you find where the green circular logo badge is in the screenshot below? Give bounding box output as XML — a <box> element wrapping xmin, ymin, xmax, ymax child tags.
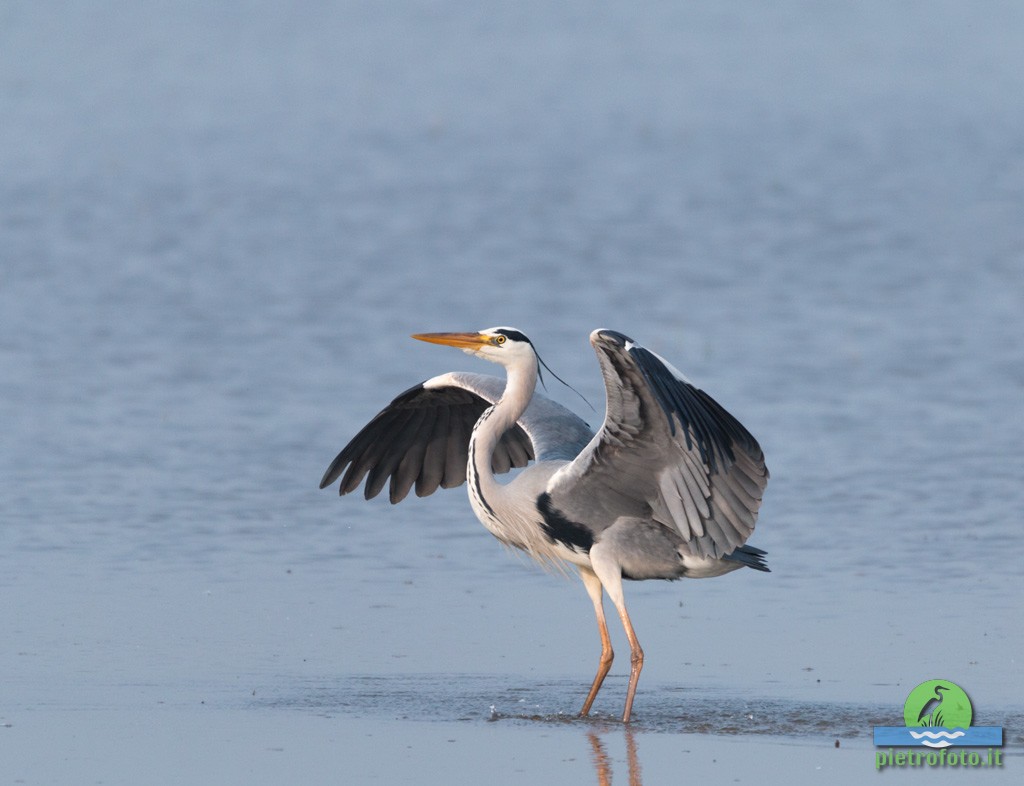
<box><xmin>903</xmin><ymin>680</ymin><xmax>973</xmax><ymax>729</ymax></box>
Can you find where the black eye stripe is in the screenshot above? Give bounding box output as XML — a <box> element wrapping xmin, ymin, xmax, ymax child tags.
<box><xmin>494</xmin><ymin>329</ymin><xmax>531</xmax><ymax>344</ymax></box>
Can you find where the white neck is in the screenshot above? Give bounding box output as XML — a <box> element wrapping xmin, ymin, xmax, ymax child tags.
<box><xmin>466</xmin><ymin>358</ymin><xmax>538</xmax><ymax>533</ymax></box>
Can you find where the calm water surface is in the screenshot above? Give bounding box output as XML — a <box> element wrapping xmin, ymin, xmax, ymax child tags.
<box><xmin>2</xmin><ymin>2</ymin><xmax>1023</xmax><ymax>783</ymax></box>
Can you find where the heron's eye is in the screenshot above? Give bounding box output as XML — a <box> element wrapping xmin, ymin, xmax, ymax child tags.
<box><xmin>493</xmin><ymin>335</ymin><xmax>507</xmax><ymax>346</ymax></box>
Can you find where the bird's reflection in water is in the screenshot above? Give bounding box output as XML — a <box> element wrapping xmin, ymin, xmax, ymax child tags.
<box><xmin>588</xmin><ymin>727</ymin><xmax>642</xmax><ymax>786</ymax></box>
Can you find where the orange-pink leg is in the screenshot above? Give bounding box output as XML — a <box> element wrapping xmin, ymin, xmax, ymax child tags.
<box><xmin>589</xmin><ymin>544</ymin><xmax>644</xmax><ymax>722</ymax></box>
<box><xmin>615</xmin><ymin>600</ymin><xmax>645</xmax><ymax>723</ymax></box>
<box><xmin>578</xmin><ymin>567</ymin><xmax>614</xmax><ymax>717</ymax></box>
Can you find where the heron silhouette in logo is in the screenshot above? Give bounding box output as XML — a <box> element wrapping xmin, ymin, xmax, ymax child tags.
<box><xmin>917</xmin><ymin>684</ymin><xmax>950</xmax><ymax>727</ymax></box>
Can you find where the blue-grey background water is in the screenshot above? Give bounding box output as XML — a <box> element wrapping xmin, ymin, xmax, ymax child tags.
<box><xmin>3</xmin><ymin>2</ymin><xmax>1023</xmax><ymax>783</ymax></box>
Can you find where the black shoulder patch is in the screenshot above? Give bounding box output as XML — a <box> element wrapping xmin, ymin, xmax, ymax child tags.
<box><xmin>537</xmin><ymin>492</ymin><xmax>593</xmax><ymax>552</ymax></box>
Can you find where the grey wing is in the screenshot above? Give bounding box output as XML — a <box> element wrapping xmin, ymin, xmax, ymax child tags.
<box><xmin>320</xmin><ymin>371</ymin><xmax>593</xmax><ymax>504</ymax></box>
<box><xmin>546</xmin><ymin>330</ymin><xmax>769</xmax><ymax>560</ymax></box>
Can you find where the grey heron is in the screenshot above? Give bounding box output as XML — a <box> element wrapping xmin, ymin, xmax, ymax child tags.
<box><xmin>917</xmin><ymin>684</ymin><xmax>950</xmax><ymax>726</ymax></box>
<box><xmin>320</xmin><ymin>327</ymin><xmax>769</xmax><ymax>722</ymax></box>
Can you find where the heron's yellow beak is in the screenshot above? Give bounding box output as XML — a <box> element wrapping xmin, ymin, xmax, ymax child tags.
<box><xmin>411</xmin><ymin>332</ymin><xmax>491</xmax><ymax>350</ymax></box>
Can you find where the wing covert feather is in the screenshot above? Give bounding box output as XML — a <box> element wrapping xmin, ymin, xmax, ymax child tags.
<box><xmin>547</xmin><ymin>330</ymin><xmax>768</xmax><ymax>560</ymax></box>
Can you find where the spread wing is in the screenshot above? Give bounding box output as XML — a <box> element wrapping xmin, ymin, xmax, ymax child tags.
<box><xmin>320</xmin><ymin>371</ymin><xmax>593</xmax><ymax>504</ymax></box>
<box><xmin>546</xmin><ymin>330</ymin><xmax>768</xmax><ymax>560</ymax></box>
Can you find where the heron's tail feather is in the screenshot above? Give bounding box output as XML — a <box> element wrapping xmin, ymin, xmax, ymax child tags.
<box><xmin>723</xmin><ymin>544</ymin><xmax>769</xmax><ymax>572</ymax></box>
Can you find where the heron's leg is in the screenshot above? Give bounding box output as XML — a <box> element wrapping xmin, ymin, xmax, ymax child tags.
<box><xmin>614</xmin><ymin>598</ymin><xmax>644</xmax><ymax>723</ymax></box>
<box><xmin>578</xmin><ymin>566</ymin><xmax>614</xmax><ymax>717</ymax></box>
<box><xmin>590</xmin><ymin>545</ymin><xmax>644</xmax><ymax>723</ymax></box>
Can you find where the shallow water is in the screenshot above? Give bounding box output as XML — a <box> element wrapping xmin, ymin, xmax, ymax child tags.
<box><xmin>259</xmin><ymin>672</ymin><xmax>1024</xmax><ymax>744</ymax></box>
<box><xmin>3</xmin><ymin>1</ymin><xmax>1024</xmax><ymax>783</ymax></box>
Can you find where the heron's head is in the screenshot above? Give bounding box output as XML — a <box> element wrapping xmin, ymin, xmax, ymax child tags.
<box><xmin>412</xmin><ymin>327</ymin><xmax>536</xmax><ymax>368</ymax></box>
